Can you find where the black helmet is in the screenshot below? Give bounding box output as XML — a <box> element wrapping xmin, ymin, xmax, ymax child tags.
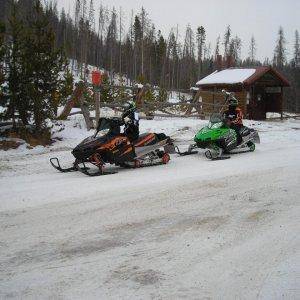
<box><xmin>228</xmin><ymin>96</ymin><xmax>238</xmax><ymax>107</ymax></box>
<box><xmin>122</xmin><ymin>101</ymin><xmax>136</xmax><ymax>117</ymax></box>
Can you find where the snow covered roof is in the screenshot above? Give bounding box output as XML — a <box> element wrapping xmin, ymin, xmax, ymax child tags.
<box><xmin>196</xmin><ymin>67</ymin><xmax>290</xmax><ymax>87</ymax></box>
<box><xmin>196</xmin><ymin>68</ymin><xmax>256</xmax><ymax>86</ymax></box>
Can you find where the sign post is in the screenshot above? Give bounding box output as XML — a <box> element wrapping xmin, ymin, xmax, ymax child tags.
<box><xmin>92</xmin><ymin>70</ymin><xmax>102</xmax><ymax>128</ymax></box>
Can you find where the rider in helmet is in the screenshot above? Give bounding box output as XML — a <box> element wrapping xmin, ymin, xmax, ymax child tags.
<box><xmin>122</xmin><ymin>100</ymin><xmax>139</xmax><ymax>142</ymax></box>
<box><xmin>223</xmin><ymin>95</ymin><xmax>244</xmax><ymax>144</ymax></box>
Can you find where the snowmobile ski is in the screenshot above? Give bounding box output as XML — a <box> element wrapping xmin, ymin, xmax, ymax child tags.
<box><xmin>50</xmin><ymin>157</ymin><xmax>77</xmax><ymax>173</ymax></box>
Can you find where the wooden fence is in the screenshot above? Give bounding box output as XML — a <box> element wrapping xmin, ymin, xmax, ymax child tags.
<box><xmin>58</xmin><ymin>83</ymin><xmax>229</xmax><ymax>129</ymax></box>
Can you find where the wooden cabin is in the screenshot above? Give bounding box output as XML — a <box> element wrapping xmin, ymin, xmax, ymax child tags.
<box><xmin>196</xmin><ymin>67</ymin><xmax>290</xmax><ymax>120</ymax></box>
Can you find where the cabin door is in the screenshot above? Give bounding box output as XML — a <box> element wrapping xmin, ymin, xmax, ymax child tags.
<box><xmin>251</xmin><ymin>86</ymin><xmax>266</xmax><ymax>120</ymax></box>
<box><xmin>265</xmin><ymin>87</ymin><xmax>282</xmax><ymax>115</ymax></box>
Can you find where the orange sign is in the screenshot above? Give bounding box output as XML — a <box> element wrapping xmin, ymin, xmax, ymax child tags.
<box><xmin>92</xmin><ymin>70</ymin><xmax>102</xmax><ymax>86</ymax></box>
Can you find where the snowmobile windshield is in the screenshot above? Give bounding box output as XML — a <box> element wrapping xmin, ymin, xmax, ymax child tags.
<box><xmin>95</xmin><ymin>128</ymin><xmax>110</xmax><ymax>138</ymax></box>
<box><xmin>95</xmin><ymin>118</ymin><xmax>121</xmax><ymax>138</ymax></box>
<box><xmin>208</xmin><ymin>113</ymin><xmax>224</xmax><ymax>129</ymax></box>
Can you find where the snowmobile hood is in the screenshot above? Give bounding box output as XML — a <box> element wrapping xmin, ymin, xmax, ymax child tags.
<box><xmin>194</xmin><ymin>125</ymin><xmax>232</xmax><ymax>142</ymax></box>
<box><xmin>72</xmin><ymin>135</ymin><xmax>107</xmax><ymax>160</ymax></box>
<box><xmin>76</xmin><ymin>134</ymin><xmax>110</xmax><ymax>148</ymax></box>
<box><xmin>78</xmin><ymin>136</ymin><xmax>97</xmax><ymax>146</ymax></box>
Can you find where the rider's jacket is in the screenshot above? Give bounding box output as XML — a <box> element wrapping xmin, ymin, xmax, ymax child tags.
<box><xmin>224</xmin><ymin>107</ymin><xmax>244</xmax><ymax>126</ymax></box>
<box><xmin>123</xmin><ymin>111</ymin><xmax>139</xmax><ymax>141</ymax></box>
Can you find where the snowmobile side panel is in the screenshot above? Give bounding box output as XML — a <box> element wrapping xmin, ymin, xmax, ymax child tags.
<box><xmin>124</xmin><ymin>153</ymin><xmax>170</xmax><ymax>168</ymax></box>
<box><xmin>135</xmin><ymin>138</ymin><xmax>171</xmax><ymax>158</ymax></box>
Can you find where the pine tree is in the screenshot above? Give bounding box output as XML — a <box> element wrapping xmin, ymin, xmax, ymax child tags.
<box><xmin>133</xmin><ymin>15</ymin><xmax>142</xmax><ymax>78</ymax></box>
<box><xmin>167</xmin><ymin>29</ymin><xmax>178</xmax><ymax>89</ymax></box>
<box><xmin>229</xmin><ymin>35</ymin><xmax>242</xmax><ymax>63</ymax></box>
<box><xmin>183</xmin><ymin>24</ymin><xmax>195</xmax><ymax>58</ymax></box>
<box><xmin>75</xmin><ymin>0</ymin><xmax>81</xmax><ymax>27</ymax></box>
<box><xmin>118</xmin><ymin>7</ymin><xmax>124</xmax><ymax>74</ymax></box>
<box><xmin>204</xmin><ymin>43</ymin><xmax>211</xmax><ymax>60</ymax></box>
<box><xmin>215</xmin><ymin>35</ymin><xmax>220</xmax><ymax>58</ymax></box>
<box><xmin>106</xmin><ymin>8</ymin><xmax>117</xmax><ymax>77</ymax></box>
<box><xmin>0</xmin><ymin>0</ymin><xmax>12</xmax><ymax>25</ymax></box>
<box><xmin>87</xmin><ymin>0</ymin><xmax>95</xmax><ymax>67</ymax></box>
<box><xmin>156</xmin><ymin>32</ymin><xmax>167</xmax><ymax>86</ymax></box>
<box><xmin>196</xmin><ymin>26</ymin><xmax>206</xmax><ymax>77</ymax></box>
<box><xmin>96</xmin><ymin>4</ymin><xmax>108</xmax><ymax>67</ymax></box>
<box><xmin>145</xmin><ymin>24</ymin><xmax>156</xmax><ymax>83</ymax></box>
<box><xmin>183</xmin><ymin>24</ymin><xmax>195</xmax><ymax>87</ymax></box>
<box><xmin>0</xmin><ymin>21</ymin><xmax>5</xmax><ymax>70</ymax></box>
<box><xmin>0</xmin><ymin>21</ymin><xmax>7</xmax><ymax>120</ymax></box>
<box><xmin>0</xmin><ymin>1</ymin><xmax>7</xmax><ymax>22</ymax></box>
<box><xmin>88</xmin><ymin>0</ymin><xmax>95</xmax><ymax>32</ymax></box>
<box><xmin>223</xmin><ymin>25</ymin><xmax>231</xmax><ymax>57</ymax></box>
<box><xmin>274</xmin><ymin>26</ymin><xmax>287</xmax><ymax>68</ymax></box>
<box><xmin>79</xmin><ymin>0</ymin><xmax>89</xmax><ymax>77</ymax></box>
<box><xmin>59</xmin><ymin>9</ymin><xmax>67</xmax><ymax>48</ymax></box>
<box><xmin>139</xmin><ymin>7</ymin><xmax>149</xmax><ymax>77</ymax></box>
<box><xmin>25</xmin><ymin>0</ymin><xmax>69</xmax><ymax>131</ymax></box>
<box><xmin>294</xmin><ymin>30</ymin><xmax>300</xmax><ymax>68</ymax></box>
<box><xmin>5</xmin><ymin>2</ymin><xmax>29</xmax><ymax>126</ymax></box>
<box><xmin>249</xmin><ymin>35</ymin><xmax>257</xmax><ymax>64</ymax></box>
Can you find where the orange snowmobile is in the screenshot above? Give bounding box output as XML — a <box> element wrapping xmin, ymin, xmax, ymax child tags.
<box><xmin>50</xmin><ymin>117</ymin><xmax>175</xmax><ymax>176</ymax></box>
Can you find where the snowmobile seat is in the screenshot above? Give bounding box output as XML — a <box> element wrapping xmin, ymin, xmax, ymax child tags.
<box><xmin>133</xmin><ymin>133</ymin><xmax>156</xmax><ymax>147</ymax></box>
<box><xmin>134</xmin><ymin>133</ymin><xmax>150</xmax><ymax>143</ymax></box>
<box><xmin>240</xmin><ymin>126</ymin><xmax>253</xmax><ymax>137</ymax></box>
<box><xmin>133</xmin><ymin>133</ymin><xmax>169</xmax><ymax>148</ymax></box>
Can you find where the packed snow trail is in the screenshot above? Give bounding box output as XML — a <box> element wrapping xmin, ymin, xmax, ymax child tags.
<box><xmin>0</xmin><ymin>118</ymin><xmax>300</xmax><ymax>299</ymax></box>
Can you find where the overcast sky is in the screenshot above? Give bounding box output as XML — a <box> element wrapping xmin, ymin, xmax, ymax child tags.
<box><xmin>57</xmin><ymin>0</ymin><xmax>300</xmax><ymax>61</ymax></box>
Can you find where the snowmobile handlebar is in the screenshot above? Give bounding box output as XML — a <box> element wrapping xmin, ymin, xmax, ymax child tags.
<box><xmin>222</xmin><ymin>89</ymin><xmax>232</xmax><ymax>96</ymax></box>
<box><xmin>222</xmin><ymin>89</ymin><xmax>236</xmax><ymax>100</ymax></box>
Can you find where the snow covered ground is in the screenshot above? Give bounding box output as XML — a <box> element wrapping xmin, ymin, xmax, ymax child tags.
<box><xmin>0</xmin><ymin>116</ymin><xmax>300</xmax><ymax>299</ymax></box>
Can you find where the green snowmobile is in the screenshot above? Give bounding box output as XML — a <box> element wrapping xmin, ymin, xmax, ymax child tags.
<box><xmin>181</xmin><ymin>113</ymin><xmax>260</xmax><ymax>160</ymax></box>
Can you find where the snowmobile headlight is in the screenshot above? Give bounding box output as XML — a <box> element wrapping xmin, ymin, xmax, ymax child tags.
<box><xmin>210</xmin><ymin>122</ymin><xmax>223</xmax><ymax>129</ymax></box>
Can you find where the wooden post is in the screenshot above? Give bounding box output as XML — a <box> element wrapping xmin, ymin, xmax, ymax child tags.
<box><xmin>92</xmin><ymin>70</ymin><xmax>102</xmax><ymax>128</ymax></box>
<box><xmin>136</xmin><ymin>85</ymin><xmax>149</xmax><ymax>115</ymax></box>
<box><xmin>58</xmin><ymin>83</ymin><xmax>84</xmax><ymax>120</ymax></box>
<box><xmin>95</xmin><ymin>89</ymin><xmax>100</xmax><ymax>128</ymax></box>
<box><xmin>78</xmin><ymin>93</ymin><xmax>93</xmax><ymax>131</ymax></box>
